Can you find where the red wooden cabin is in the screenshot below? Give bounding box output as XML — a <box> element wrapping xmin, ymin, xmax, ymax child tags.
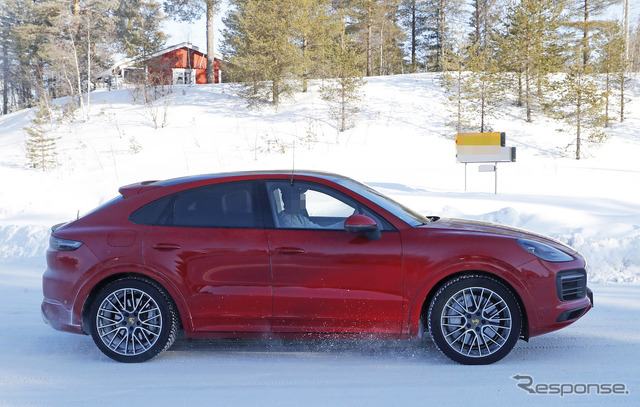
<box><xmin>146</xmin><ymin>43</ymin><xmax>223</xmax><ymax>85</ymax></box>
<box><xmin>97</xmin><ymin>42</ymin><xmax>225</xmax><ymax>87</ymax></box>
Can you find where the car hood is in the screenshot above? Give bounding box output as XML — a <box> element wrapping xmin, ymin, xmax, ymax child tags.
<box><xmin>421</xmin><ymin>218</ymin><xmax>578</xmax><ymax>254</ymax></box>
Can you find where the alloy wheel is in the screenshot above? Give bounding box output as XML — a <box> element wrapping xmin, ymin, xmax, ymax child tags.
<box><xmin>440</xmin><ymin>286</ymin><xmax>512</xmax><ymax>358</ymax></box>
<box><xmin>95</xmin><ymin>287</ymin><xmax>163</xmax><ymax>357</ymax></box>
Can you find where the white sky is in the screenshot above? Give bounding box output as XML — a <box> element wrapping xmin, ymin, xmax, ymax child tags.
<box><xmin>162</xmin><ymin>4</ymin><xmax>228</xmax><ymax>53</ymax></box>
<box><xmin>163</xmin><ymin>18</ymin><xmax>207</xmax><ymax>51</ymax></box>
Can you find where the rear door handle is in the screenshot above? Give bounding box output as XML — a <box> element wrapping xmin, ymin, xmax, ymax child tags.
<box><xmin>275</xmin><ymin>247</ymin><xmax>305</xmax><ymax>255</ymax></box>
<box><xmin>152</xmin><ymin>243</ymin><xmax>181</xmax><ymax>251</ymax></box>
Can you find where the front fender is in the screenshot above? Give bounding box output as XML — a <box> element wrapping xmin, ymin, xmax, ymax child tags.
<box><xmin>405</xmin><ymin>256</ymin><xmax>533</xmax><ymax>336</ymax></box>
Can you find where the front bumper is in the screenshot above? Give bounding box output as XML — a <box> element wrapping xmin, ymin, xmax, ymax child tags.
<box><xmin>521</xmin><ymin>256</ymin><xmax>593</xmax><ymax>338</ymax></box>
<box><xmin>555</xmin><ymin>287</ymin><xmax>594</xmax><ymax>323</ymax></box>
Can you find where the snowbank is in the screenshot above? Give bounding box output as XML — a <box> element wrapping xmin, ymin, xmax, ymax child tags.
<box><xmin>0</xmin><ymin>224</ymin><xmax>49</xmax><ymax>261</ymax></box>
<box><xmin>1</xmin><ymin>73</ymin><xmax>639</xmax><ymax>284</ymax></box>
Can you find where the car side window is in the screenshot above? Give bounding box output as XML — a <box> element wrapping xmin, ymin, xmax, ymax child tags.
<box><xmin>130</xmin><ymin>182</ymin><xmax>261</xmax><ymax>228</ymax></box>
<box><xmin>266</xmin><ymin>181</ymin><xmax>391</xmax><ymax>231</ymax></box>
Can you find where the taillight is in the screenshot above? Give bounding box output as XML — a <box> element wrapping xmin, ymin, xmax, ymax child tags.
<box><xmin>49</xmin><ymin>236</ymin><xmax>83</xmax><ymax>251</ymax></box>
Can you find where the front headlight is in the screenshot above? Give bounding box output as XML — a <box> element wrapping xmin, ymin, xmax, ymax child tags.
<box><xmin>516</xmin><ymin>238</ymin><xmax>573</xmax><ymax>262</ymax></box>
<box><xmin>49</xmin><ymin>236</ymin><xmax>83</xmax><ymax>251</ymax></box>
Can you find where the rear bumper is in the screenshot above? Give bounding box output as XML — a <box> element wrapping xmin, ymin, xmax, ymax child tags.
<box><xmin>41</xmin><ymin>298</ymin><xmax>85</xmax><ymax>335</ymax></box>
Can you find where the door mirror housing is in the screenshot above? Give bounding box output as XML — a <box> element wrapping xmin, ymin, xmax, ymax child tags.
<box><xmin>344</xmin><ymin>214</ymin><xmax>381</xmax><ymax>241</ymax></box>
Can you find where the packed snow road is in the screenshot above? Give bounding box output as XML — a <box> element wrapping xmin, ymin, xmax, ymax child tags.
<box><xmin>0</xmin><ymin>262</ymin><xmax>637</xmax><ymax>406</ymax></box>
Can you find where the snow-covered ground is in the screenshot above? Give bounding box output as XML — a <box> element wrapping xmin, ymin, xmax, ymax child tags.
<box><xmin>1</xmin><ymin>73</ymin><xmax>639</xmax><ymax>404</ymax></box>
<box><xmin>0</xmin><ymin>263</ymin><xmax>638</xmax><ymax>406</ymax></box>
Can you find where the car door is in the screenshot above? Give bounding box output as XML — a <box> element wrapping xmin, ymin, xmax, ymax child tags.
<box><xmin>264</xmin><ymin>180</ymin><xmax>404</xmax><ymax>334</ymax></box>
<box><xmin>137</xmin><ymin>181</ymin><xmax>272</xmax><ymax>333</ymax></box>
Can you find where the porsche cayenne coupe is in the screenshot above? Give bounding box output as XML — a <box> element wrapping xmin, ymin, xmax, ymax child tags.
<box><xmin>42</xmin><ymin>171</ymin><xmax>593</xmax><ymax>364</ymax></box>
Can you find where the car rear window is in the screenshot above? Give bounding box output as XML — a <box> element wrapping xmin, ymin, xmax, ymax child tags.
<box><xmin>130</xmin><ymin>182</ymin><xmax>262</xmax><ymax>228</ymax></box>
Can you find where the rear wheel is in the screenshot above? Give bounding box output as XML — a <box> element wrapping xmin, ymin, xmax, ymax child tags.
<box><xmin>89</xmin><ymin>278</ymin><xmax>178</xmax><ymax>363</ymax></box>
<box><xmin>428</xmin><ymin>275</ymin><xmax>522</xmax><ymax>365</ymax></box>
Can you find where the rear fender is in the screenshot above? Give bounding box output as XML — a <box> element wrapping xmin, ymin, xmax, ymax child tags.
<box><xmin>76</xmin><ymin>263</ymin><xmax>193</xmax><ymax>334</ymax></box>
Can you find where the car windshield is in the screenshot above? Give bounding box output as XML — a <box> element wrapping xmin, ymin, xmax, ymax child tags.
<box><xmin>336</xmin><ymin>178</ymin><xmax>430</xmax><ymax>227</ymax></box>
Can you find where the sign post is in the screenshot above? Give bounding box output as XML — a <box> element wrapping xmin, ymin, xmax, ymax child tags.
<box><xmin>455</xmin><ymin>132</ymin><xmax>516</xmax><ymax>194</ymax></box>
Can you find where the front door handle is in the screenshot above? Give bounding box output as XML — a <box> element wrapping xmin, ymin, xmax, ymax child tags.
<box><xmin>152</xmin><ymin>243</ymin><xmax>181</xmax><ymax>251</ymax></box>
<box><xmin>275</xmin><ymin>247</ymin><xmax>305</xmax><ymax>255</ymax></box>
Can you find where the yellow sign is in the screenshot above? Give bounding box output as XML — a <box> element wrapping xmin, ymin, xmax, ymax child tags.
<box><xmin>455</xmin><ymin>132</ymin><xmax>504</xmax><ymax>147</ymax></box>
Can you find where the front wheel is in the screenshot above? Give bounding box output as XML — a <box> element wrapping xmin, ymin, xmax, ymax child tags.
<box><xmin>428</xmin><ymin>275</ymin><xmax>522</xmax><ymax>365</ymax></box>
<box><xmin>88</xmin><ymin>278</ymin><xmax>178</xmax><ymax>363</ymax></box>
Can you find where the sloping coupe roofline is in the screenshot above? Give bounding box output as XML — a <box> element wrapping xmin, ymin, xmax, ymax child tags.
<box><xmin>153</xmin><ymin>170</ymin><xmax>350</xmax><ymax>187</ymax></box>
<box><xmin>118</xmin><ymin>171</ymin><xmax>356</xmax><ymax>199</ymax></box>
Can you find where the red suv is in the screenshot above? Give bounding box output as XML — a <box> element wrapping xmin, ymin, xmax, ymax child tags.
<box><xmin>42</xmin><ymin>171</ymin><xmax>592</xmax><ymax>364</ymax></box>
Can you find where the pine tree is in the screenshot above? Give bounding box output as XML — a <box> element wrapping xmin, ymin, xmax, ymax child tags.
<box><xmin>1</xmin><ymin>3</ymin><xmax>13</xmax><ymax>114</ymax></box>
<box><xmin>461</xmin><ymin>0</ymin><xmax>503</xmax><ymax>132</ymax></box>
<box><xmin>630</xmin><ymin>19</ymin><xmax>640</xmax><ymax>72</ymax></box>
<box><xmin>3</xmin><ymin>0</ymin><xmax>120</xmax><ymax>115</ymax></box>
<box><xmin>440</xmin><ymin>46</ymin><xmax>472</xmax><ymax>133</ymax></box>
<box><xmin>420</xmin><ymin>0</ymin><xmax>465</xmax><ymax>72</ymax></box>
<box><xmin>321</xmin><ymin>30</ymin><xmax>365</xmax><ymax>132</ymax></box>
<box><xmin>565</xmin><ymin>0</ymin><xmax>622</xmax><ymax>71</ymax></box>
<box><xmin>347</xmin><ymin>0</ymin><xmax>376</xmax><ymax>76</ymax></box>
<box><xmin>595</xmin><ymin>22</ymin><xmax>627</xmax><ymax>126</ymax></box>
<box><xmin>4</xmin><ymin>0</ymin><xmax>63</xmax><ymax>113</ymax></box>
<box><xmin>223</xmin><ymin>0</ymin><xmax>332</xmax><ymax>106</ymax></box>
<box><xmin>614</xmin><ymin>65</ymin><xmax>631</xmax><ymax>122</ymax></box>
<box><xmin>117</xmin><ymin>0</ymin><xmax>166</xmax><ymax>60</ymax></box>
<box><xmin>552</xmin><ymin>62</ymin><xmax>605</xmax><ymax>160</ymax></box>
<box><xmin>45</xmin><ymin>0</ymin><xmax>119</xmax><ymax>120</ymax></box>
<box><xmin>346</xmin><ymin>0</ymin><xmax>405</xmax><ymax>76</ymax></box>
<box><xmin>223</xmin><ymin>0</ymin><xmax>298</xmax><ymax>105</ymax></box>
<box><xmin>293</xmin><ymin>0</ymin><xmax>336</xmax><ymax>92</ymax></box>
<box><xmin>497</xmin><ymin>0</ymin><xmax>566</xmax><ymax>122</ymax></box>
<box><xmin>465</xmin><ymin>44</ymin><xmax>502</xmax><ymax>132</ymax></box>
<box><xmin>439</xmin><ymin>1</ymin><xmax>475</xmax><ymax>132</ymax></box>
<box><xmin>441</xmin><ymin>42</ymin><xmax>500</xmax><ymax>133</ymax></box>
<box><xmin>399</xmin><ymin>0</ymin><xmax>430</xmax><ymax>72</ymax></box>
<box><xmin>25</xmin><ymin>104</ymin><xmax>59</xmax><ymax>171</ymax></box>
<box><xmin>115</xmin><ymin>0</ymin><xmax>167</xmax><ymax>113</ymax></box>
<box><xmin>469</xmin><ymin>0</ymin><xmax>500</xmax><ymax>52</ymax></box>
<box><xmin>376</xmin><ymin>0</ymin><xmax>406</xmax><ymax>75</ymax></box>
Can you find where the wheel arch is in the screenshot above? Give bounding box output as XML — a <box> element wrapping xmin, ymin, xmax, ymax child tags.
<box><xmin>414</xmin><ymin>270</ymin><xmax>530</xmax><ymax>341</ymax></box>
<box><xmin>80</xmin><ymin>271</ymin><xmax>188</xmax><ymax>335</ymax></box>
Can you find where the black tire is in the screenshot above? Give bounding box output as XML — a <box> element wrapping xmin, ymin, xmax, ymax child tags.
<box><xmin>428</xmin><ymin>274</ymin><xmax>522</xmax><ymax>365</ymax></box>
<box><xmin>88</xmin><ymin>277</ymin><xmax>178</xmax><ymax>363</ymax></box>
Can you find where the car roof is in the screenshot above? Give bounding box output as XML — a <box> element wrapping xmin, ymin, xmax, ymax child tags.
<box><xmin>154</xmin><ymin>170</ymin><xmax>349</xmax><ymax>187</ymax></box>
<box><xmin>118</xmin><ymin>171</ymin><xmax>359</xmax><ymax>199</ymax></box>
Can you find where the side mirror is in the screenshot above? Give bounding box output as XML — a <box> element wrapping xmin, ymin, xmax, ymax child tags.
<box><xmin>344</xmin><ymin>214</ymin><xmax>381</xmax><ymax>241</ymax></box>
